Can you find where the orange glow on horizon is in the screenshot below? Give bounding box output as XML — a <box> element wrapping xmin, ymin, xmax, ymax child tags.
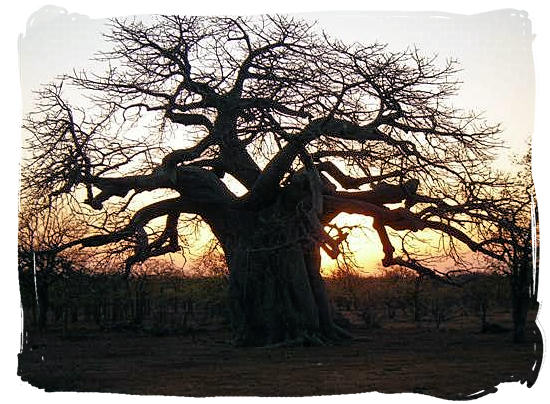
<box><xmin>320</xmin><ymin>213</ymin><xmax>385</xmax><ymax>276</ymax></box>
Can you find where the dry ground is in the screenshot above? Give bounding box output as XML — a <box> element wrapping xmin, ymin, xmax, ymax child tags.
<box><xmin>17</xmin><ymin>311</ymin><xmax>542</xmax><ymax>399</ymax></box>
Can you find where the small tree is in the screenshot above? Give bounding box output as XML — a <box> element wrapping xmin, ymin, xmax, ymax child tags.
<box><xmin>481</xmin><ymin>149</ymin><xmax>538</xmax><ymax>342</ymax></box>
<box><xmin>18</xmin><ymin>200</ymin><xmax>87</xmax><ymax>331</ymax></box>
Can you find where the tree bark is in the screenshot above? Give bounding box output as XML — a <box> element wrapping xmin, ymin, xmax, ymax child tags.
<box><xmin>225</xmin><ymin>239</ymin><xmax>345</xmax><ymax>346</ymax></box>
<box><xmin>220</xmin><ymin>171</ymin><xmax>348</xmax><ymax>346</ymax></box>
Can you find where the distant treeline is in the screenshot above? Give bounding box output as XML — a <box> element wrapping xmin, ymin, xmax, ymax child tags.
<box><xmin>326</xmin><ymin>269</ymin><xmax>517</xmax><ymax>331</ymax></box>
<box><xmin>18</xmin><ymin>267</ymin><xmax>229</xmax><ymax>336</ymax></box>
<box><xmin>18</xmin><ymin>265</ymin><xmax>530</xmax><ymax>336</ymax></box>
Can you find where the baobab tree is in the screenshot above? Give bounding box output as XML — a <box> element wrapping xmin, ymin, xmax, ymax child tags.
<box><xmin>21</xmin><ymin>15</ymin><xmax>526</xmax><ymax>346</ymax></box>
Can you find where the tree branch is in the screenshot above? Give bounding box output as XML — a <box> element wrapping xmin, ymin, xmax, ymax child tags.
<box><xmin>317</xmin><ymin>161</ymin><xmax>403</xmax><ymax>190</ymax></box>
<box><xmin>85</xmin><ymin>165</ymin><xmax>235</xmax><ymax>210</ymax></box>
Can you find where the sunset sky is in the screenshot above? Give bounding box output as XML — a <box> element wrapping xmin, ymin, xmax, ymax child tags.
<box><xmin>19</xmin><ymin>7</ymin><xmax>535</xmax><ymax>274</ymax></box>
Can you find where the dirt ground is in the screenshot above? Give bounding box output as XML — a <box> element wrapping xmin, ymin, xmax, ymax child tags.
<box><xmin>17</xmin><ymin>311</ymin><xmax>542</xmax><ymax>400</ymax></box>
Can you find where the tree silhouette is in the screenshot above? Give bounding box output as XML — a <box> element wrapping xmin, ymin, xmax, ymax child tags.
<box><xmin>22</xmin><ymin>15</ymin><xmax>527</xmax><ymax>346</ymax></box>
<box><xmin>479</xmin><ymin>148</ymin><xmax>538</xmax><ymax>342</ymax></box>
<box><xmin>18</xmin><ymin>200</ymin><xmax>86</xmax><ymax>331</ymax></box>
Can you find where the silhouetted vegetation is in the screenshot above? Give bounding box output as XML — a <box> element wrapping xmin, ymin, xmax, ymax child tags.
<box><xmin>18</xmin><ymin>262</ymin><xmax>541</xmax><ymax>397</ymax></box>
<box><xmin>18</xmin><ymin>262</ymin><xmax>533</xmax><ymax>338</ymax></box>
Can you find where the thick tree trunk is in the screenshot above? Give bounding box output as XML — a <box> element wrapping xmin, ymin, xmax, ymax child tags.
<box><xmin>226</xmin><ymin>240</ymin><xmax>343</xmax><ymax>346</ymax></box>
<box><xmin>219</xmin><ymin>170</ymin><xmax>348</xmax><ymax>346</ymax></box>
